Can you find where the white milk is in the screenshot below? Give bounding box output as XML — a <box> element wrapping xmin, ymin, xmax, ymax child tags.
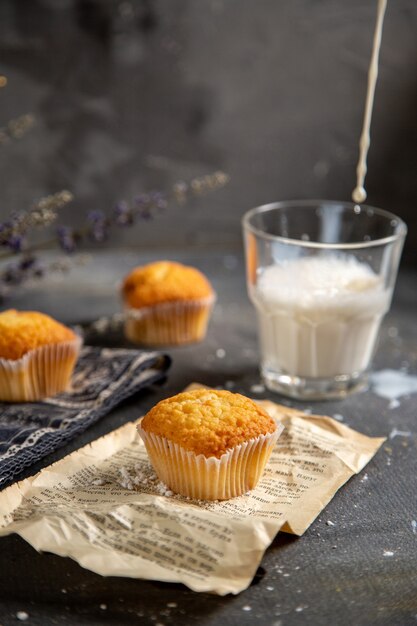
<box><xmin>251</xmin><ymin>256</ymin><xmax>390</xmax><ymax>379</ymax></box>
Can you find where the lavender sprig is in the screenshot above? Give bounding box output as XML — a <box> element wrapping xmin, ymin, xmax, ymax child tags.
<box><xmin>0</xmin><ymin>171</ymin><xmax>229</xmax><ymax>295</ymax></box>
<box><xmin>51</xmin><ymin>171</ymin><xmax>228</xmax><ymax>255</ymax></box>
<box><xmin>0</xmin><ymin>191</ymin><xmax>73</xmax><ymax>252</ymax></box>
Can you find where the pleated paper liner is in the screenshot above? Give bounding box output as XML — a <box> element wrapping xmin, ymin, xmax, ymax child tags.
<box><xmin>0</xmin><ymin>336</ymin><xmax>82</xmax><ymax>402</ymax></box>
<box><xmin>124</xmin><ymin>295</ymin><xmax>216</xmax><ymax>346</ymax></box>
<box><xmin>137</xmin><ymin>423</ymin><xmax>284</xmax><ymax>500</ymax></box>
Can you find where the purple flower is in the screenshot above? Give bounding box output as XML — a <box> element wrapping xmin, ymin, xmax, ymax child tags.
<box><xmin>19</xmin><ymin>255</ymin><xmax>37</xmax><ymax>270</ymax></box>
<box><xmin>88</xmin><ymin>210</ymin><xmax>108</xmax><ymax>242</ymax></box>
<box><xmin>88</xmin><ymin>210</ymin><xmax>105</xmax><ymax>222</ymax></box>
<box><xmin>134</xmin><ymin>193</ymin><xmax>150</xmax><ymax>207</ymax></box>
<box><xmin>133</xmin><ymin>194</ymin><xmax>152</xmax><ymax>220</ymax></box>
<box><xmin>114</xmin><ymin>201</ymin><xmax>133</xmax><ymax>226</ymax></box>
<box><xmin>57</xmin><ymin>226</ymin><xmax>77</xmax><ymax>253</ymax></box>
<box><xmin>150</xmin><ymin>191</ymin><xmax>168</xmax><ymax>211</ymax></box>
<box><xmin>7</xmin><ymin>234</ymin><xmax>24</xmax><ymax>252</ymax></box>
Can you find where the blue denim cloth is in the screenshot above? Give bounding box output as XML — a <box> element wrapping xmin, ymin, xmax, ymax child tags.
<box><xmin>0</xmin><ymin>347</ymin><xmax>170</xmax><ymax>489</ymax></box>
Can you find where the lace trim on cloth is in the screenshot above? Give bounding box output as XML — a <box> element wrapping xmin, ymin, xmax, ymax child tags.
<box><xmin>0</xmin><ymin>346</ymin><xmax>170</xmax><ymax>489</ymax></box>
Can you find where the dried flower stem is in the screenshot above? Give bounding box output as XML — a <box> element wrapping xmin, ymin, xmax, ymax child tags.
<box><xmin>0</xmin><ymin>171</ymin><xmax>229</xmax><ymax>296</ymax></box>
<box><xmin>0</xmin><ymin>113</ymin><xmax>35</xmax><ymax>145</ymax></box>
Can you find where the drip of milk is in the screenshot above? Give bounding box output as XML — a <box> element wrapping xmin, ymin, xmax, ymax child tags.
<box><xmin>251</xmin><ymin>256</ymin><xmax>390</xmax><ymax>379</ymax></box>
<box><xmin>352</xmin><ymin>0</ymin><xmax>388</xmax><ymax>204</ymax></box>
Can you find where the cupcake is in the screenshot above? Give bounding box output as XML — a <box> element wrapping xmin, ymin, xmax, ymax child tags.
<box><xmin>122</xmin><ymin>261</ymin><xmax>215</xmax><ymax>346</ymax></box>
<box><xmin>0</xmin><ymin>309</ymin><xmax>82</xmax><ymax>402</ymax></box>
<box><xmin>138</xmin><ymin>388</ymin><xmax>283</xmax><ymax>500</ymax></box>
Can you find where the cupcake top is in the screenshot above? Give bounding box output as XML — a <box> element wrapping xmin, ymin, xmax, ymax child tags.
<box><xmin>0</xmin><ymin>309</ymin><xmax>76</xmax><ymax>360</ymax></box>
<box><xmin>140</xmin><ymin>388</ymin><xmax>277</xmax><ymax>458</ymax></box>
<box><xmin>122</xmin><ymin>261</ymin><xmax>214</xmax><ymax>308</ymax></box>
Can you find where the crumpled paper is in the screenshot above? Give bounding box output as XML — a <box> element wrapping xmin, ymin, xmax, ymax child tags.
<box><xmin>0</xmin><ymin>386</ymin><xmax>385</xmax><ymax>595</ymax></box>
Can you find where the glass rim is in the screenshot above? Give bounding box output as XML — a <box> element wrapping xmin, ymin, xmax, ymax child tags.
<box><xmin>242</xmin><ymin>200</ymin><xmax>408</xmax><ymax>250</ymax></box>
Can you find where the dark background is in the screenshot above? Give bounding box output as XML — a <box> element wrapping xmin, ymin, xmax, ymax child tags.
<box><xmin>0</xmin><ymin>0</ymin><xmax>416</xmax><ymax>264</ymax></box>
<box><xmin>1</xmin><ymin>5</ymin><xmax>417</xmax><ymax>624</ymax></box>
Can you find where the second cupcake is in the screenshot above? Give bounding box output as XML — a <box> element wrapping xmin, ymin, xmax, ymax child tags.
<box><xmin>122</xmin><ymin>261</ymin><xmax>215</xmax><ymax>346</ymax></box>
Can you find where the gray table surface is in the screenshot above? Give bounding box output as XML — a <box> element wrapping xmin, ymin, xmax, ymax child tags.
<box><xmin>0</xmin><ymin>248</ymin><xmax>416</xmax><ymax>626</ymax></box>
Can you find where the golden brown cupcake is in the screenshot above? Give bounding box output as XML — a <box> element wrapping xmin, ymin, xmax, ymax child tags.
<box><xmin>0</xmin><ymin>309</ymin><xmax>81</xmax><ymax>402</ymax></box>
<box><xmin>138</xmin><ymin>388</ymin><xmax>283</xmax><ymax>500</ymax></box>
<box><xmin>122</xmin><ymin>261</ymin><xmax>215</xmax><ymax>346</ymax></box>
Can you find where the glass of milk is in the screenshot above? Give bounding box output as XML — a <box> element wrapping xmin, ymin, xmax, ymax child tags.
<box><xmin>242</xmin><ymin>201</ymin><xmax>407</xmax><ymax>400</ymax></box>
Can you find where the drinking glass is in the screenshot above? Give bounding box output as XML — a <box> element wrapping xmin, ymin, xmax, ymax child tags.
<box><xmin>242</xmin><ymin>200</ymin><xmax>407</xmax><ymax>400</ymax></box>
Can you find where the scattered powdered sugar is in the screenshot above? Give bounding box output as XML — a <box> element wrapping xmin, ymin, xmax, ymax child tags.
<box><xmin>118</xmin><ymin>467</ymin><xmax>136</xmax><ymax>490</ymax></box>
<box><xmin>389</xmin><ymin>428</ymin><xmax>412</xmax><ymax>440</ymax></box>
<box><xmin>16</xmin><ymin>612</ymin><xmax>29</xmax><ymax>621</ymax></box>
<box><xmin>250</xmin><ymin>384</ymin><xmax>265</xmax><ymax>394</ymax></box>
<box><xmin>389</xmin><ymin>399</ymin><xmax>401</xmax><ymax>410</ymax></box>
<box><xmin>360</xmin><ymin>473</ymin><xmax>368</xmax><ymax>482</ymax></box>
<box><xmin>216</xmin><ymin>348</ymin><xmax>226</xmax><ymax>359</ymax></box>
<box><xmin>118</xmin><ymin>465</ymin><xmax>173</xmax><ymax>496</ymax></box>
<box><xmin>100</xmin><ymin>604</ymin><xmax>107</xmax><ymax>610</ymax></box>
<box><xmin>242</xmin><ymin>605</ymin><xmax>252</xmax><ymax>611</ymax></box>
<box><xmin>116</xmin><ymin>464</ymin><xmax>232</xmax><ymax>507</ymax></box>
<box><xmin>167</xmin><ymin>602</ymin><xmax>177</xmax><ymax>608</ymax></box>
<box><xmin>90</xmin><ymin>478</ymin><xmax>107</xmax><ymax>486</ymax></box>
<box><xmin>411</xmin><ymin>520</ymin><xmax>417</xmax><ymax>534</ymax></box>
<box><xmin>333</xmin><ymin>414</ymin><xmax>344</xmax><ymax>422</ymax></box>
<box><xmin>326</xmin><ymin>520</ymin><xmax>335</xmax><ymax>526</ymax></box>
<box><xmin>383</xmin><ymin>550</ymin><xmax>394</xmax><ymax>557</ymax></box>
<box><xmin>155</xmin><ymin>483</ymin><xmax>174</xmax><ymax>497</ymax></box>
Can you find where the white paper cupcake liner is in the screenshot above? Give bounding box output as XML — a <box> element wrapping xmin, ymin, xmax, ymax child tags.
<box><xmin>0</xmin><ymin>336</ymin><xmax>82</xmax><ymax>402</ymax></box>
<box><xmin>124</xmin><ymin>295</ymin><xmax>216</xmax><ymax>346</ymax></box>
<box><xmin>138</xmin><ymin>422</ymin><xmax>283</xmax><ymax>500</ymax></box>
